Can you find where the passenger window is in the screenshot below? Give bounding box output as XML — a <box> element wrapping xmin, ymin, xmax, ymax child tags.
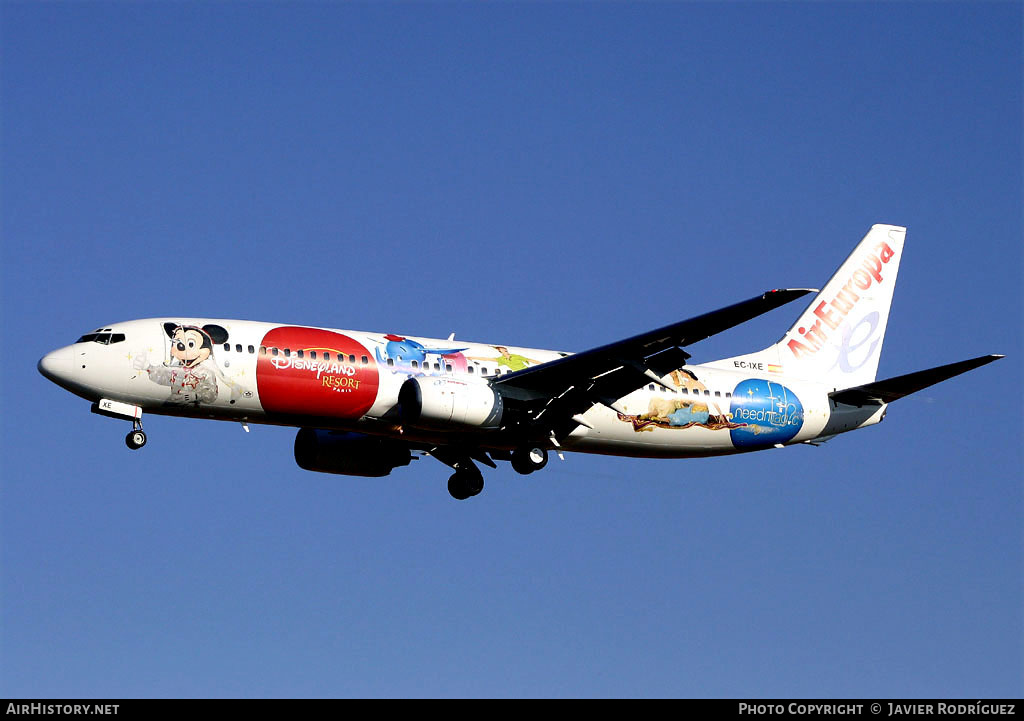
<box><xmin>411</xmin><ymin>360</ymin><xmax>419</xmax><ymax>368</ymax></box>
<box><xmin>284</xmin><ymin>349</ymin><xmax>291</xmax><ymax>357</ymax></box>
<box><xmin>223</xmin><ymin>343</ymin><xmax>231</xmax><ymax>351</ymax></box>
<box><xmin>235</xmin><ymin>344</ymin><xmax>243</xmax><ymax>353</ymax></box>
<box><xmin>272</xmin><ymin>348</ymin><xmax>279</xmax><ymax>356</ymax></box>
<box><xmin>714</xmin><ymin>391</ymin><xmax>721</xmax><ymax>397</ymax></box>
<box><xmin>445</xmin><ymin>364</ymin><xmax>453</xmax><ymax>372</ymax></box>
<box><xmin>387</xmin><ymin>358</ymin><xmax>394</xmax><ymax>367</ymax></box>
<box><xmin>296</xmin><ymin>350</ymin><xmax>304</xmax><ymax>358</ymax></box>
<box><xmin>310</xmin><ymin>351</ymin><xmax>317</xmax><ymax>360</ymax></box>
<box><xmin>468</xmin><ymin>367</ymin><xmax>474</xmax><ymax>375</ymax></box>
<box><xmin>361</xmin><ymin>356</ymin><xmax>368</xmax><ymax>365</ymax></box>
<box><xmin>481</xmin><ymin>367</ymin><xmax>488</xmax><ymax>375</ymax></box>
<box><xmin>433</xmin><ymin>363</ymin><xmax>439</xmax><ymax>371</ymax></box>
<box><xmin>648</xmin><ymin>384</ymin><xmax>655</xmax><ymax>391</ymax></box>
<box><xmin>259</xmin><ymin>346</ymin><xmax>267</xmax><ymax>356</ymax></box>
<box><xmin>349</xmin><ymin>354</ymin><xmax>355</xmax><ymax>363</ymax></box>
<box><xmin>704</xmin><ymin>390</ymin><xmax>710</xmax><ymax>396</ymax></box>
<box><xmin>248</xmin><ymin>345</ymin><xmax>255</xmax><ymax>354</ymax></box>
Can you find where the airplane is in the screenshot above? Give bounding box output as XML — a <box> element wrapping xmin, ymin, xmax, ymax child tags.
<box><xmin>38</xmin><ymin>224</ymin><xmax>1002</xmax><ymax>500</ymax></box>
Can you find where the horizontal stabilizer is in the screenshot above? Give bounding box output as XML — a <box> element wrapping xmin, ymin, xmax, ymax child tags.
<box><xmin>829</xmin><ymin>354</ymin><xmax>1004</xmax><ymax>406</ymax></box>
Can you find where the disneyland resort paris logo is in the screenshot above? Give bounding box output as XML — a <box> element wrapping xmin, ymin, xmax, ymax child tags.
<box><xmin>269</xmin><ymin>354</ymin><xmax>362</xmax><ymax>390</ymax></box>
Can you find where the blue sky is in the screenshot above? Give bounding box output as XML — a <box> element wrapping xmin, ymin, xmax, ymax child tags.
<box><xmin>2</xmin><ymin>1</ymin><xmax>1020</xmax><ymax>699</ymax></box>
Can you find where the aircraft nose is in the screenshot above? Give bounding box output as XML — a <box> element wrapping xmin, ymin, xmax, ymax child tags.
<box><xmin>38</xmin><ymin>347</ymin><xmax>74</xmax><ymax>385</ymax></box>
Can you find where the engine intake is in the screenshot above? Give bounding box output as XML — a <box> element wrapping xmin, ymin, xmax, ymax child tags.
<box><xmin>398</xmin><ymin>376</ymin><xmax>503</xmax><ymax>428</ymax></box>
<box><xmin>294</xmin><ymin>428</ymin><xmax>413</xmax><ymax>477</ymax></box>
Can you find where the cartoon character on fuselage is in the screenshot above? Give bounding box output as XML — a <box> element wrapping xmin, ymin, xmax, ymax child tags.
<box><xmin>133</xmin><ymin>323</ymin><xmax>231</xmax><ymax>406</ymax></box>
<box><xmin>642</xmin><ymin>368</ymin><xmax>716</xmax><ymax>426</ymax></box>
<box><xmin>374</xmin><ymin>334</ymin><xmax>468</xmax><ymax>374</ymax></box>
<box><xmin>468</xmin><ymin>346</ymin><xmax>542</xmax><ymax>372</ymax></box>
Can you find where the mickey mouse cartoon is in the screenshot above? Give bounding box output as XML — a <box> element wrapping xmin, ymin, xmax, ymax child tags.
<box><xmin>134</xmin><ymin>323</ymin><xmax>233</xmax><ymax>406</ymax></box>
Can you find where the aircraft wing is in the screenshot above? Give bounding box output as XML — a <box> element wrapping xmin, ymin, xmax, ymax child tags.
<box><xmin>828</xmin><ymin>354</ymin><xmax>1004</xmax><ymax>406</ymax></box>
<box><xmin>492</xmin><ymin>288</ymin><xmax>814</xmax><ymax>438</ymax></box>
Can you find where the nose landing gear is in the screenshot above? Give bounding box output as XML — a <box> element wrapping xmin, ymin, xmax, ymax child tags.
<box><xmin>125</xmin><ymin>422</ymin><xmax>147</xmax><ymax>450</ymax></box>
<box><xmin>92</xmin><ymin>398</ymin><xmax>148</xmax><ymax>450</ymax></box>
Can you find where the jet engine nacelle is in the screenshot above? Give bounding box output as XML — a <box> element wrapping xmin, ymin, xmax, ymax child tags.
<box><xmin>294</xmin><ymin>428</ymin><xmax>413</xmax><ymax>477</ymax></box>
<box><xmin>398</xmin><ymin>376</ymin><xmax>504</xmax><ymax>428</ymax></box>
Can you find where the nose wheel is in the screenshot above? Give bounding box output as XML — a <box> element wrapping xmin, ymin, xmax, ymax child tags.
<box><xmin>126</xmin><ymin>429</ymin><xmax>147</xmax><ymax>450</ymax></box>
<box><xmin>125</xmin><ymin>417</ymin><xmax>147</xmax><ymax>450</ymax></box>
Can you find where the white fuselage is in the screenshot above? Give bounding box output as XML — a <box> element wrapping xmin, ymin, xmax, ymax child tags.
<box><xmin>40</xmin><ymin>317</ymin><xmax>887</xmax><ymax>458</ymax></box>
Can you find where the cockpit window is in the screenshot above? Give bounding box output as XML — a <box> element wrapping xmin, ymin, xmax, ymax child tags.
<box><xmin>76</xmin><ymin>333</ymin><xmax>125</xmax><ymax>345</ymax></box>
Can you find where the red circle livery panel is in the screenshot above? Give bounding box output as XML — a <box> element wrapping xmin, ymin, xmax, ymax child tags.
<box><xmin>257</xmin><ymin>327</ymin><xmax>379</xmax><ymax>419</ymax></box>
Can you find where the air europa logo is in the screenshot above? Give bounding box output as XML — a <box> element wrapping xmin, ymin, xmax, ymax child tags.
<box><xmin>787</xmin><ymin>241</ymin><xmax>897</xmax><ymax>360</ymax></box>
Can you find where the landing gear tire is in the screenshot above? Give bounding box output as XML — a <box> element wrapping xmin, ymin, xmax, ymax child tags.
<box><xmin>448</xmin><ymin>467</ymin><xmax>484</xmax><ymax>500</ymax></box>
<box><xmin>511</xmin><ymin>446</ymin><xmax>548</xmax><ymax>475</ymax></box>
<box><xmin>126</xmin><ymin>429</ymin><xmax>147</xmax><ymax>450</ymax></box>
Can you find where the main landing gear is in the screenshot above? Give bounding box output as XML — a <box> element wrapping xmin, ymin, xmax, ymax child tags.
<box><xmin>510</xmin><ymin>446</ymin><xmax>548</xmax><ymax>475</ymax></box>
<box><xmin>447</xmin><ymin>465</ymin><xmax>484</xmax><ymax>500</ymax></box>
<box><xmin>441</xmin><ymin>446</ymin><xmax>550</xmax><ymax>499</ymax></box>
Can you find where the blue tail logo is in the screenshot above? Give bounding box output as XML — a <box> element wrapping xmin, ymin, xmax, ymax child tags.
<box><xmin>729</xmin><ymin>380</ymin><xmax>804</xmax><ymax>448</ymax></box>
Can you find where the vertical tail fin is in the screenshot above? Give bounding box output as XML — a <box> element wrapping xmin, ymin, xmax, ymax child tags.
<box><xmin>715</xmin><ymin>224</ymin><xmax>906</xmax><ymax>388</ymax></box>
